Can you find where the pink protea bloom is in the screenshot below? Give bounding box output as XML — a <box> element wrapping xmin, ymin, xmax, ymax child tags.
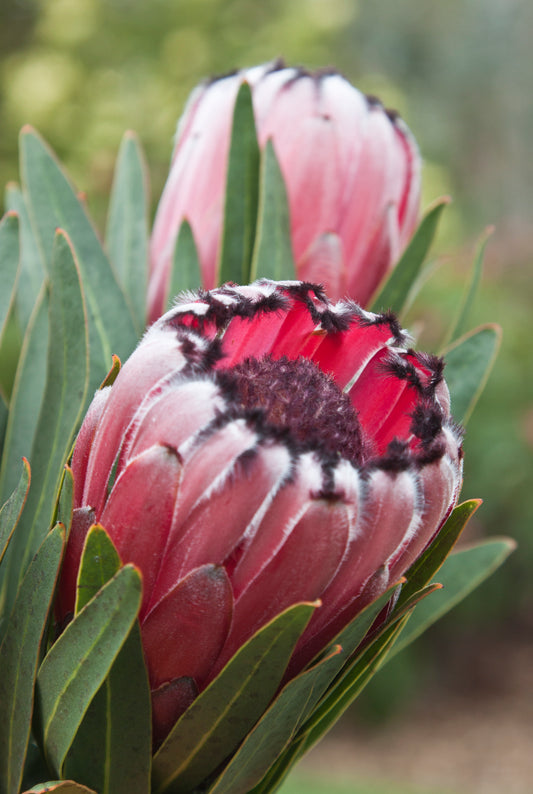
<box><xmin>58</xmin><ymin>280</ymin><xmax>462</xmax><ymax>746</ymax></box>
<box><xmin>148</xmin><ymin>61</ymin><xmax>421</xmax><ymax>323</ymax></box>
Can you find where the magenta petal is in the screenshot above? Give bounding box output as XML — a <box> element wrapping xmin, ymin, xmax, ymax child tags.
<box><xmin>100</xmin><ymin>444</ymin><xmax>182</xmax><ymax>618</ymax></box>
<box><xmin>310</xmin><ymin>316</ymin><xmax>401</xmax><ymax>394</ymax></box>
<box><xmin>151</xmin><ymin>677</ymin><xmax>198</xmax><ymax>749</ymax></box>
<box><xmin>218</xmin><ymin>311</ymin><xmax>292</xmax><ymax>368</ymax></box>
<box><xmin>142</xmin><ymin>564</ymin><xmax>233</xmax><ymax>689</ymax></box>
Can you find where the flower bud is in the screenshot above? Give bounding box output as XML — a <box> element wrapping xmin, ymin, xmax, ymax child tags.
<box><xmin>149</xmin><ymin>61</ymin><xmax>421</xmax><ymax>322</ymax></box>
<box><xmin>59</xmin><ymin>280</ymin><xmax>461</xmax><ymax>744</ymax></box>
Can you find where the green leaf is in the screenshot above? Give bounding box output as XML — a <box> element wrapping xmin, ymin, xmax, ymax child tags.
<box><xmin>250</xmin><ymin>140</ymin><xmax>295</xmax><ymax>282</ymax></box>
<box><xmin>208</xmin><ymin>646</ymin><xmax>343</xmax><ymax>794</ymax></box>
<box><xmin>35</xmin><ymin>563</ymin><xmax>142</xmax><ymax>777</ymax></box>
<box><xmin>167</xmin><ymin>220</ymin><xmax>202</xmax><ymax>306</ymax></box>
<box><xmin>4</xmin><ymin>230</ymin><xmax>89</xmax><ymax>611</ymax></box>
<box><xmin>64</xmin><ymin>526</ymin><xmax>151</xmax><ymax>794</ymax></box>
<box><xmin>74</xmin><ymin>524</ymin><xmax>121</xmax><ymax>614</ymax></box>
<box><xmin>152</xmin><ymin>601</ymin><xmax>319</xmax><ymax>794</ymax></box>
<box><xmin>63</xmin><ymin>624</ymin><xmax>151</xmax><ymax>794</ymax></box>
<box><xmin>4</xmin><ymin>182</ymin><xmax>46</xmax><ymax>331</ymax></box>
<box><xmin>393</xmin><ymin>538</ymin><xmax>516</xmax><ymax>655</ymax></box>
<box><xmin>209</xmin><ymin>583</ymin><xmax>403</xmax><ymax>794</ymax></box>
<box><xmin>0</xmin><ymin>212</ymin><xmax>21</xmax><ymax>348</ymax></box>
<box><xmin>443</xmin><ymin>324</ymin><xmax>501</xmax><ymax>425</ymax></box>
<box><xmin>370</xmin><ymin>197</ymin><xmax>449</xmax><ymax>315</ymax></box>
<box><xmin>53</xmin><ymin>466</ymin><xmax>74</xmax><ymax>537</ymax></box>
<box><xmin>217</xmin><ymin>81</ymin><xmax>261</xmax><ymax>285</ymax></box>
<box><xmin>443</xmin><ymin>226</ymin><xmax>493</xmax><ymax>346</ymax></box>
<box><xmin>0</xmin><ymin>286</ymin><xmax>48</xmax><ymax>509</ymax></box>
<box><xmin>0</xmin><ymin>392</ymin><xmax>6</xmax><ymax>458</ymax></box>
<box><xmin>396</xmin><ymin>499</ymin><xmax>483</xmax><ymax>611</ymax></box>
<box><xmin>298</xmin><ymin>616</ymin><xmax>409</xmax><ymax>753</ymax></box>
<box><xmin>20</xmin><ymin>126</ymin><xmax>138</xmax><ymax>390</ymax></box>
<box><xmin>0</xmin><ymin>458</ymin><xmax>30</xmax><ymax>568</ymax></box>
<box><xmin>0</xmin><ymin>524</ymin><xmax>64</xmax><ymax>794</ymax></box>
<box><xmin>247</xmin><ymin>738</ymin><xmax>304</xmax><ymax>794</ymax></box>
<box><xmin>22</xmin><ymin>783</ymin><xmax>97</xmax><ymax>793</ymax></box>
<box><xmin>106</xmin><ymin>131</ymin><xmax>149</xmax><ymax>334</ymax></box>
<box><xmin>308</xmin><ymin>581</ymin><xmax>403</xmax><ymax>673</ymax></box>
<box><xmin>99</xmin><ymin>354</ymin><xmax>121</xmax><ymax>389</ymax></box>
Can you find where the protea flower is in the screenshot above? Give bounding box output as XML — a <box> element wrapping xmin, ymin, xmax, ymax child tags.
<box><xmin>148</xmin><ymin>61</ymin><xmax>421</xmax><ymax>323</ymax></box>
<box><xmin>58</xmin><ymin>280</ymin><xmax>462</xmax><ymax>746</ymax></box>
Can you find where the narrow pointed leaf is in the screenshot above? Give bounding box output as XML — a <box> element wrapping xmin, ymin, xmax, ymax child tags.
<box><xmin>393</xmin><ymin>538</ymin><xmax>515</xmax><ymax>655</ymax></box>
<box><xmin>20</xmin><ymin>127</ymin><xmax>138</xmax><ymax>389</ymax></box>
<box><xmin>0</xmin><ymin>525</ymin><xmax>64</xmax><ymax>794</ymax></box>
<box><xmin>63</xmin><ymin>623</ymin><xmax>151</xmax><ymax>794</ymax></box>
<box><xmin>308</xmin><ymin>581</ymin><xmax>403</xmax><ymax>672</ymax></box>
<box><xmin>443</xmin><ymin>324</ymin><xmax>501</xmax><ymax>424</ymax></box>
<box><xmin>247</xmin><ymin>739</ymin><xmax>304</xmax><ymax>794</ymax></box>
<box><xmin>443</xmin><ymin>226</ymin><xmax>493</xmax><ymax>346</ymax></box>
<box><xmin>106</xmin><ymin>131</ymin><xmax>149</xmax><ymax>334</ymax></box>
<box><xmin>4</xmin><ymin>183</ymin><xmax>46</xmax><ymax>330</ymax></box>
<box><xmin>53</xmin><ymin>466</ymin><xmax>74</xmax><ymax>537</ymax></box>
<box><xmin>0</xmin><ymin>212</ymin><xmax>20</xmax><ymax>347</ymax></box>
<box><xmin>290</xmin><ymin>585</ymin><xmax>440</xmax><ymax>755</ymax></box>
<box><xmin>0</xmin><ymin>458</ymin><xmax>30</xmax><ymax>567</ymax></box>
<box><xmin>65</xmin><ymin>526</ymin><xmax>151</xmax><ymax>793</ymax></box>
<box><xmin>396</xmin><ymin>499</ymin><xmax>482</xmax><ymax>611</ymax></box>
<box><xmin>99</xmin><ymin>354</ymin><xmax>121</xmax><ymax>389</ymax></box>
<box><xmin>0</xmin><ymin>392</ymin><xmax>6</xmax><ymax>457</ymax></box>
<box><xmin>35</xmin><ymin>564</ymin><xmax>142</xmax><ymax>776</ymax></box>
<box><xmin>4</xmin><ymin>231</ymin><xmax>89</xmax><ymax>612</ymax></box>
<box><xmin>208</xmin><ymin>646</ymin><xmax>343</xmax><ymax>794</ymax></box>
<box><xmin>75</xmin><ymin>524</ymin><xmax>121</xmax><ymax>614</ymax></box>
<box><xmin>22</xmin><ymin>783</ymin><xmax>97</xmax><ymax>793</ymax></box>
<box><xmin>298</xmin><ymin>616</ymin><xmax>409</xmax><ymax>752</ymax></box>
<box><xmin>250</xmin><ymin>140</ymin><xmax>295</xmax><ymax>281</ymax></box>
<box><xmin>218</xmin><ymin>81</ymin><xmax>261</xmax><ymax>285</ymax></box>
<box><xmin>0</xmin><ymin>286</ymin><xmax>48</xmax><ymax>507</ymax></box>
<box><xmin>167</xmin><ymin>220</ymin><xmax>202</xmax><ymax>306</ymax></box>
<box><xmin>370</xmin><ymin>196</ymin><xmax>449</xmax><ymax>315</ymax></box>
<box><xmin>210</xmin><ymin>581</ymin><xmax>408</xmax><ymax>794</ymax></box>
<box><xmin>152</xmin><ymin>601</ymin><xmax>319</xmax><ymax>794</ymax></box>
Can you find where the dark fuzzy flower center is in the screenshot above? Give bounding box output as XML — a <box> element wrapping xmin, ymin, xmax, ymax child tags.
<box><xmin>230</xmin><ymin>355</ymin><xmax>365</xmax><ymax>464</ymax></box>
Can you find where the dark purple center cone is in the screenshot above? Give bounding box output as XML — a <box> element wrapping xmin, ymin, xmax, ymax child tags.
<box><xmin>230</xmin><ymin>355</ymin><xmax>365</xmax><ymax>464</ymax></box>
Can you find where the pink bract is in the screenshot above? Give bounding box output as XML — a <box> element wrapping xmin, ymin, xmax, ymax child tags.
<box><xmin>59</xmin><ymin>280</ymin><xmax>462</xmax><ymax>745</ymax></box>
<box><xmin>148</xmin><ymin>61</ymin><xmax>421</xmax><ymax>323</ymax></box>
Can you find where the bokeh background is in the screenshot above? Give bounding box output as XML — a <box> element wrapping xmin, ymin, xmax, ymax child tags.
<box><xmin>1</xmin><ymin>1</ymin><xmax>532</xmax><ymax>792</ymax></box>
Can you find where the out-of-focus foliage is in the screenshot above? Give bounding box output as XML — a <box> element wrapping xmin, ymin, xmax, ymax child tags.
<box><xmin>1</xmin><ymin>0</ymin><xmax>531</xmax><ymax>705</ymax></box>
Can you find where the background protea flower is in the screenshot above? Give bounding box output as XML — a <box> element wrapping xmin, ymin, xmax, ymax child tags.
<box><xmin>58</xmin><ymin>280</ymin><xmax>462</xmax><ymax>747</ymax></box>
<box><xmin>148</xmin><ymin>61</ymin><xmax>421</xmax><ymax>322</ymax></box>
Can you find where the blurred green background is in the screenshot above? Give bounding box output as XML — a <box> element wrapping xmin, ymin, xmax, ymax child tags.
<box><xmin>1</xmin><ymin>1</ymin><xmax>532</xmax><ymax>792</ymax></box>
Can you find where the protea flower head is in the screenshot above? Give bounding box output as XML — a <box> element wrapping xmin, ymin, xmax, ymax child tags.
<box><xmin>148</xmin><ymin>61</ymin><xmax>421</xmax><ymax>323</ymax></box>
<box><xmin>58</xmin><ymin>280</ymin><xmax>462</xmax><ymax>746</ymax></box>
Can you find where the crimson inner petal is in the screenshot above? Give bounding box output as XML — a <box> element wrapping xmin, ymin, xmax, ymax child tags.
<box><xmin>226</xmin><ymin>355</ymin><xmax>366</xmax><ymax>465</ymax></box>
